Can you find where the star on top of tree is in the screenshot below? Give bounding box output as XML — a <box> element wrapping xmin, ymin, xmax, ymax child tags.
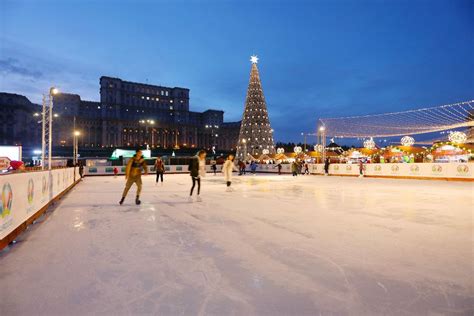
<box><xmin>250</xmin><ymin>55</ymin><xmax>259</xmax><ymax>64</ymax></box>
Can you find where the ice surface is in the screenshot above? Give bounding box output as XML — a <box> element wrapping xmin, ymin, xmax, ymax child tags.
<box><xmin>1</xmin><ymin>174</ymin><xmax>473</xmax><ymax>315</ymax></box>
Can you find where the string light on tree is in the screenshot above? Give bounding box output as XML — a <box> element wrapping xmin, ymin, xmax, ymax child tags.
<box><xmin>236</xmin><ymin>55</ymin><xmax>275</xmax><ymax>159</ymax></box>
<box><xmin>448</xmin><ymin>131</ymin><xmax>467</xmax><ymax>144</ymax></box>
<box><xmin>401</xmin><ymin>136</ymin><xmax>415</xmax><ymax>146</ymax></box>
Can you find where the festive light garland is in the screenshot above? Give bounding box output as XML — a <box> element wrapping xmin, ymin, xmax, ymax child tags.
<box><xmin>319</xmin><ymin>100</ymin><xmax>474</xmax><ymax>137</ymax></box>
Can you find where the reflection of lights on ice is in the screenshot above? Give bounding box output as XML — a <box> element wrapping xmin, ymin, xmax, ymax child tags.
<box><xmin>401</xmin><ymin>136</ymin><xmax>415</xmax><ymax>146</ymax></box>
<box><xmin>448</xmin><ymin>131</ymin><xmax>467</xmax><ymax>144</ymax></box>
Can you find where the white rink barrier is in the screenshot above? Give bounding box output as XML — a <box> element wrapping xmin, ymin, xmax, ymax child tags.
<box><xmin>0</xmin><ymin>168</ymin><xmax>80</xmax><ymax>245</ymax></box>
<box><xmin>85</xmin><ymin>163</ymin><xmax>473</xmax><ymax>180</ymax></box>
<box><xmin>85</xmin><ymin>165</ymin><xmax>223</xmax><ymax>176</ymax></box>
<box><xmin>309</xmin><ymin>162</ymin><xmax>473</xmax><ymax>180</ymax></box>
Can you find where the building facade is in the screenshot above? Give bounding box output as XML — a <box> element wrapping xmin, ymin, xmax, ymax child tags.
<box><xmin>0</xmin><ymin>93</ymin><xmax>42</xmax><ymax>147</ymax></box>
<box><xmin>1</xmin><ymin>76</ymin><xmax>241</xmax><ymax>152</ymax></box>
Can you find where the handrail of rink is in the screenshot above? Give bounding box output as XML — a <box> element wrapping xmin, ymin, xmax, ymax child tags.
<box><xmin>84</xmin><ymin>163</ymin><xmax>473</xmax><ymax>181</ymax></box>
<box><xmin>0</xmin><ymin>167</ymin><xmax>81</xmax><ymax>250</ymax></box>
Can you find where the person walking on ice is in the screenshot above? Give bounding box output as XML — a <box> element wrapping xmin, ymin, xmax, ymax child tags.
<box><xmin>119</xmin><ymin>149</ymin><xmax>148</xmax><ymax>205</ymax></box>
<box><xmin>154</xmin><ymin>156</ymin><xmax>165</xmax><ymax>185</ymax></box>
<box><xmin>359</xmin><ymin>159</ymin><xmax>365</xmax><ymax>177</ymax></box>
<box><xmin>222</xmin><ymin>154</ymin><xmax>238</xmax><ymax>191</ymax></box>
<box><xmin>188</xmin><ymin>150</ymin><xmax>207</xmax><ymax>202</ymax></box>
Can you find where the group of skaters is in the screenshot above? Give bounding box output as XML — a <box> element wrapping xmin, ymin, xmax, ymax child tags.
<box><xmin>117</xmin><ymin>149</ymin><xmax>367</xmax><ymax>205</ymax></box>
<box><xmin>118</xmin><ymin>149</ymin><xmax>242</xmax><ymax>205</ymax></box>
<box><xmin>290</xmin><ymin>160</ymin><xmax>310</xmax><ymax>176</ymax></box>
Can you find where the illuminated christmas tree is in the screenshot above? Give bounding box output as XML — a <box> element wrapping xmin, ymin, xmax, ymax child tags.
<box><xmin>236</xmin><ymin>55</ymin><xmax>275</xmax><ymax>160</ymax></box>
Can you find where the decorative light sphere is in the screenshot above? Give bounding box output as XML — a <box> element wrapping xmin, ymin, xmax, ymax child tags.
<box><xmin>262</xmin><ymin>149</ymin><xmax>270</xmax><ymax>155</ymax></box>
<box><xmin>363</xmin><ymin>137</ymin><xmax>376</xmax><ymax>149</ymax></box>
<box><xmin>401</xmin><ymin>136</ymin><xmax>415</xmax><ymax>146</ymax></box>
<box><xmin>294</xmin><ymin>146</ymin><xmax>303</xmax><ymax>154</ymax></box>
<box><xmin>276</xmin><ymin>148</ymin><xmax>285</xmax><ymax>154</ymax></box>
<box><xmin>448</xmin><ymin>131</ymin><xmax>467</xmax><ymax>144</ymax></box>
<box><xmin>314</xmin><ymin>144</ymin><xmax>324</xmax><ymax>152</ymax></box>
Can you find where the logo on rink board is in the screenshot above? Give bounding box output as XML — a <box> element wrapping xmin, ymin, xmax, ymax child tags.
<box><xmin>374</xmin><ymin>165</ymin><xmax>382</xmax><ymax>172</ymax></box>
<box><xmin>27</xmin><ymin>178</ymin><xmax>34</xmax><ymax>205</ymax></box>
<box><xmin>431</xmin><ymin>165</ymin><xmax>443</xmax><ymax>173</ymax></box>
<box><xmin>1</xmin><ymin>183</ymin><xmax>13</xmax><ymax>218</ymax></box>
<box><xmin>409</xmin><ymin>165</ymin><xmax>420</xmax><ymax>173</ymax></box>
<box><xmin>391</xmin><ymin>165</ymin><xmax>399</xmax><ymax>172</ymax></box>
<box><xmin>457</xmin><ymin>165</ymin><xmax>469</xmax><ymax>174</ymax></box>
<box><xmin>345</xmin><ymin>165</ymin><xmax>352</xmax><ymax>171</ymax></box>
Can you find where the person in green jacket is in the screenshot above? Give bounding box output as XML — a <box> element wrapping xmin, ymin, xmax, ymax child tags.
<box><xmin>119</xmin><ymin>149</ymin><xmax>148</xmax><ymax>205</ymax></box>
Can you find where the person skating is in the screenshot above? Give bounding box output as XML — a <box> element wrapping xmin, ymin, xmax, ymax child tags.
<box><xmin>188</xmin><ymin>150</ymin><xmax>207</xmax><ymax>202</ymax></box>
<box><xmin>291</xmin><ymin>161</ymin><xmax>298</xmax><ymax>176</ymax></box>
<box><xmin>359</xmin><ymin>159</ymin><xmax>365</xmax><ymax>177</ymax></box>
<box><xmin>211</xmin><ymin>161</ymin><xmax>217</xmax><ymax>175</ymax></box>
<box><xmin>222</xmin><ymin>154</ymin><xmax>238</xmax><ymax>191</ymax></box>
<box><xmin>119</xmin><ymin>149</ymin><xmax>148</xmax><ymax>205</ymax></box>
<box><xmin>276</xmin><ymin>162</ymin><xmax>282</xmax><ymax>175</ymax></box>
<box><xmin>250</xmin><ymin>161</ymin><xmax>257</xmax><ymax>175</ymax></box>
<box><xmin>154</xmin><ymin>156</ymin><xmax>165</xmax><ymax>185</ymax></box>
<box><xmin>324</xmin><ymin>157</ymin><xmax>330</xmax><ymax>176</ymax></box>
<box><xmin>238</xmin><ymin>160</ymin><xmax>246</xmax><ymax>175</ymax></box>
<box><xmin>304</xmin><ymin>162</ymin><xmax>309</xmax><ymax>175</ymax></box>
<box><xmin>78</xmin><ymin>161</ymin><xmax>84</xmax><ymax>178</ymax></box>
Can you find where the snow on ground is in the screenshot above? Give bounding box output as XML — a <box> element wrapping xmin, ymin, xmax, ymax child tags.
<box><xmin>1</xmin><ymin>173</ymin><xmax>473</xmax><ymax>315</ymax></box>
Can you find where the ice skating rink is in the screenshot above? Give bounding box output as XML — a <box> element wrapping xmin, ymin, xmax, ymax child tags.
<box><xmin>1</xmin><ymin>174</ymin><xmax>473</xmax><ymax>315</ymax></box>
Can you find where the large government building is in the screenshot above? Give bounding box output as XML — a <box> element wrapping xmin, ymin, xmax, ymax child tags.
<box><xmin>0</xmin><ymin>76</ymin><xmax>240</xmax><ymax>152</ymax></box>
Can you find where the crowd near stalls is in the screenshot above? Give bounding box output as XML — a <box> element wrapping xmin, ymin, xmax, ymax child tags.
<box><xmin>426</xmin><ymin>142</ymin><xmax>474</xmax><ymax>163</ymax></box>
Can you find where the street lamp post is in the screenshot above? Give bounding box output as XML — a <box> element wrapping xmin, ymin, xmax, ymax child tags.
<box><xmin>42</xmin><ymin>87</ymin><xmax>58</xmax><ymax>170</ymax></box>
<box><xmin>73</xmin><ymin>130</ymin><xmax>80</xmax><ymax>165</ymax></box>
<box><xmin>318</xmin><ymin>126</ymin><xmax>326</xmax><ymax>163</ymax></box>
<box><xmin>139</xmin><ymin>119</ymin><xmax>155</xmax><ymax>147</ymax></box>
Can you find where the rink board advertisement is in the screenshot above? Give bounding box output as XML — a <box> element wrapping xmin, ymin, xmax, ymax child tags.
<box><xmin>0</xmin><ymin>168</ymin><xmax>76</xmax><ymax>240</ymax></box>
